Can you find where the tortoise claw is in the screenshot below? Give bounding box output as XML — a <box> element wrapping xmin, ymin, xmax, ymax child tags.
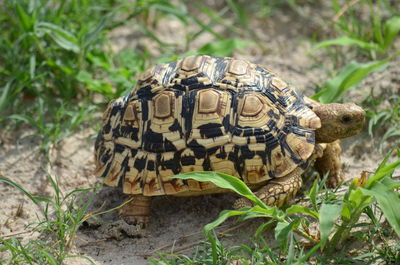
<box><xmin>119</xmin><ymin>213</ymin><xmax>149</xmax><ymax>228</ymax></box>
<box><xmin>118</xmin><ymin>195</ymin><xmax>151</xmax><ymax>228</ymax></box>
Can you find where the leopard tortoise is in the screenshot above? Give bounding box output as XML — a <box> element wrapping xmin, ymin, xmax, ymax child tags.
<box><xmin>94</xmin><ymin>55</ymin><xmax>365</xmax><ymax>226</ymax></box>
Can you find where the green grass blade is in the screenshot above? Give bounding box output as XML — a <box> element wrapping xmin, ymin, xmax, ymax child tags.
<box><xmin>383</xmin><ymin>16</ymin><xmax>400</xmax><ymax>50</ymax></box>
<box><xmin>285</xmin><ymin>205</ymin><xmax>319</xmax><ymax>219</ymax></box>
<box><xmin>372</xmin><ymin>10</ymin><xmax>384</xmax><ymax>47</ymax></box>
<box><xmin>275</xmin><ymin>220</ymin><xmax>298</xmax><ymax>251</ymax></box>
<box><xmin>319</xmin><ymin>203</ymin><xmax>342</xmax><ymax>247</ymax></box>
<box><xmin>313</xmin><ymin>36</ymin><xmax>380</xmax><ymax>51</ymax></box>
<box><xmin>35</xmin><ymin>22</ymin><xmax>80</xmax><ymax>53</ymax></box>
<box><xmin>15</xmin><ymin>3</ymin><xmax>33</xmax><ymax>32</ymax></box>
<box><xmin>226</xmin><ymin>0</ymin><xmax>248</xmax><ymax>30</ymax></box>
<box><xmin>0</xmin><ymin>176</ymin><xmax>50</xmax><ymax>206</ymax></box>
<box><xmin>204</xmin><ymin>208</ymin><xmax>256</xmax><ymax>236</ymax></box>
<box><xmin>82</xmin><ymin>15</ymin><xmax>109</xmax><ymax>48</ymax></box>
<box><xmin>361</xmin><ymin>181</ymin><xmax>400</xmax><ymax>237</ymax></box>
<box><xmin>366</xmin><ymin>160</ymin><xmax>400</xmax><ymax>187</ymax></box>
<box><xmin>171</xmin><ymin>171</ymin><xmax>265</xmax><ymax>208</ymax></box>
<box><xmin>0</xmin><ymin>80</ymin><xmax>13</xmax><ymax>113</ymax></box>
<box><xmin>313</xmin><ymin>59</ymin><xmax>390</xmax><ymax>103</ymax></box>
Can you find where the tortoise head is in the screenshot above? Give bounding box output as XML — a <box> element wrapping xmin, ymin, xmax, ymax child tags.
<box><xmin>312</xmin><ymin>102</ymin><xmax>365</xmax><ymax>143</ymax></box>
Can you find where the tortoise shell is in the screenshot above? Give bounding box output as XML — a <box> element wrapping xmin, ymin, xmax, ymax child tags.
<box><xmin>94</xmin><ymin>55</ymin><xmax>321</xmax><ymax>196</ymax></box>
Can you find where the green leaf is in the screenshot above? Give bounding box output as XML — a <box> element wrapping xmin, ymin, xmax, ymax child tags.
<box><xmin>285</xmin><ymin>205</ymin><xmax>319</xmax><ymax>219</ymax></box>
<box><xmin>15</xmin><ymin>4</ymin><xmax>33</xmax><ymax>32</ymax></box>
<box><xmin>275</xmin><ymin>219</ymin><xmax>300</xmax><ymax>253</ymax></box>
<box><xmin>171</xmin><ymin>171</ymin><xmax>266</xmax><ymax>208</ymax></box>
<box><xmin>36</xmin><ymin>22</ymin><xmax>80</xmax><ymax>53</ymax></box>
<box><xmin>203</xmin><ymin>208</ymin><xmax>251</xmax><ymax>264</ymax></box>
<box><xmin>0</xmin><ymin>80</ymin><xmax>13</xmax><ymax>113</ymax></box>
<box><xmin>361</xmin><ymin>181</ymin><xmax>400</xmax><ymax>237</ymax></box>
<box><xmin>383</xmin><ymin>16</ymin><xmax>400</xmax><ymax>50</ymax></box>
<box><xmin>308</xmin><ymin>179</ymin><xmax>319</xmax><ymax>210</ymax></box>
<box><xmin>76</xmin><ymin>70</ymin><xmax>93</xmax><ymax>83</ymax></box>
<box><xmin>82</xmin><ymin>15</ymin><xmax>109</xmax><ymax>48</ymax></box>
<box><xmin>204</xmin><ymin>208</ymin><xmax>255</xmax><ymax>236</ymax></box>
<box><xmin>319</xmin><ymin>203</ymin><xmax>342</xmax><ymax>247</ymax></box>
<box><xmin>313</xmin><ymin>36</ymin><xmax>380</xmax><ymax>51</ymax></box>
<box><xmin>366</xmin><ymin>160</ymin><xmax>400</xmax><ymax>188</ymax></box>
<box><xmin>76</xmin><ymin>70</ymin><xmax>113</xmax><ymax>95</ymax></box>
<box><xmin>0</xmin><ymin>177</ymin><xmax>50</xmax><ymax>206</ymax></box>
<box><xmin>313</xmin><ymin>59</ymin><xmax>390</xmax><ymax>103</ymax></box>
<box><xmin>372</xmin><ymin>11</ymin><xmax>384</xmax><ymax>47</ymax></box>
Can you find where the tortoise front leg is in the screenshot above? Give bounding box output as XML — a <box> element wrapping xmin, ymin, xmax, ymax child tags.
<box><xmin>234</xmin><ymin>168</ymin><xmax>303</xmax><ymax>208</ymax></box>
<box><xmin>119</xmin><ymin>195</ymin><xmax>151</xmax><ymax>227</ymax></box>
<box><xmin>315</xmin><ymin>140</ymin><xmax>343</xmax><ymax>188</ymax></box>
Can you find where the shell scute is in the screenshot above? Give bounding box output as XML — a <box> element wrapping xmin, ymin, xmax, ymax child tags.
<box><xmin>95</xmin><ymin>55</ymin><xmax>321</xmax><ymax>196</ymax></box>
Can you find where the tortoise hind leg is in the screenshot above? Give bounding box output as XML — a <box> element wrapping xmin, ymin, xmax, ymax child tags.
<box><xmin>315</xmin><ymin>140</ymin><xmax>343</xmax><ymax>188</ymax></box>
<box><xmin>119</xmin><ymin>195</ymin><xmax>151</xmax><ymax>227</ymax></box>
<box><xmin>234</xmin><ymin>168</ymin><xmax>303</xmax><ymax>209</ymax></box>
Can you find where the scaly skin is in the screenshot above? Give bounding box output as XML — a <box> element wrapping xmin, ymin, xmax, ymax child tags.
<box><xmin>315</xmin><ymin>140</ymin><xmax>343</xmax><ymax>188</ymax></box>
<box><xmin>305</xmin><ymin>98</ymin><xmax>366</xmax><ymax>143</ymax></box>
<box><xmin>305</xmin><ymin>97</ymin><xmax>365</xmax><ymax>187</ymax></box>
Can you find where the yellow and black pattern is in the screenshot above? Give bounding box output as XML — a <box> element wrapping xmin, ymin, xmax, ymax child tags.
<box><xmin>94</xmin><ymin>55</ymin><xmax>321</xmax><ymax>196</ymax></box>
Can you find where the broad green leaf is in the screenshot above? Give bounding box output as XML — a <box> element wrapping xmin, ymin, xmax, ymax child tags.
<box><xmin>274</xmin><ymin>220</ymin><xmax>299</xmax><ymax>251</ymax></box>
<box><xmin>307</xmin><ymin>179</ymin><xmax>319</xmax><ymax>210</ymax></box>
<box><xmin>372</xmin><ymin>11</ymin><xmax>384</xmax><ymax>47</ymax></box>
<box><xmin>204</xmin><ymin>207</ymin><xmax>262</xmax><ymax>236</ymax></box>
<box><xmin>313</xmin><ymin>59</ymin><xmax>389</xmax><ymax>103</ymax></box>
<box><xmin>203</xmin><ymin>208</ymin><xmax>253</xmax><ymax>264</ymax></box>
<box><xmin>285</xmin><ymin>205</ymin><xmax>319</xmax><ymax>219</ymax></box>
<box><xmin>76</xmin><ymin>70</ymin><xmax>93</xmax><ymax>83</ymax></box>
<box><xmin>76</xmin><ymin>70</ymin><xmax>113</xmax><ymax>95</ymax></box>
<box><xmin>16</xmin><ymin>4</ymin><xmax>33</xmax><ymax>31</ymax></box>
<box><xmin>319</xmin><ymin>203</ymin><xmax>342</xmax><ymax>247</ymax></box>
<box><xmin>8</xmin><ymin>113</ymin><xmax>36</xmax><ymax>125</ymax></box>
<box><xmin>195</xmin><ymin>38</ymin><xmax>252</xmax><ymax>57</ymax></box>
<box><xmin>171</xmin><ymin>171</ymin><xmax>266</xmax><ymax>208</ymax></box>
<box><xmin>36</xmin><ymin>22</ymin><xmax>80</xmax><ymax>53</ymax></box>
<box><xmin>383</xmin><ymin>16</ymin><xmax>400</xmax><ymax>50</ymax></box>
<box><xmin>366</xmin><ymin>160</ymin><xmax>400</xmax><ymax>188</ymax></box>
<box><xmin>361</xmin><ymin>181</ymin><xmax>400</xmax><ymax>237</ymax></box>
<box><xmin>237</xmin><ymin>208</ymin><xmax>279</xmax><ymax>221</ymax></box>
<box><xmin>313</xmin><ymin>36</ymin><xmax>380</xmax><ymax>51</ymax></box>
<box><xmin>347</xmin><ymin>188</ymin><xmax>373</xmax><ymax>210</ymax></box>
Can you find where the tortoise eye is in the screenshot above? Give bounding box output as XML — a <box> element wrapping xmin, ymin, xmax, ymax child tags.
<box><xmin>341</xmin><ymin>115</ymin><xmax>351</xmax><ymax>123</ymax></box>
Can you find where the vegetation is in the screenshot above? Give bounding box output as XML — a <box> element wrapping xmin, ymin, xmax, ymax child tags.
<box><xmin>0</xmin><ymin>0</ymin><xmax>399</xmax><ymax>264</ymax></box>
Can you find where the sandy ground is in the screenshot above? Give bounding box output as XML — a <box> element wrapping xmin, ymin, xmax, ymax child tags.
<box><xmin>1</xmin><ymin>3</ymin><xmax>399</xmax><ymax>264</ymax></box>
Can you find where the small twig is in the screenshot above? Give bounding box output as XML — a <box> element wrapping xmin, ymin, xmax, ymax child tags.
<box><xmin>1</xmin><ymin>229</ymin><xmax>34</xmax><ymax>238</ymax></box>
<box><xmin>151</xmin><ymin>221</ymin><xmax>249</xmax><ymax>255</ymax></box>
<box><xmin>332</xmin><ymin>0</ymin><xmax>361</xmax><ymax>23</ymax></box>
<box><xmin>78</xmin><ymin>238</ymin><xmax>108</xmax><ymax>247</ymax></box>
<box><xmin>164</xmin><ymin>241</ymin><xmax>200</xmax><ymax>255</ymax></box>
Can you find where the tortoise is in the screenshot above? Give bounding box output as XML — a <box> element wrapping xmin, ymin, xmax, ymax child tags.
<box><xmin>94</xmin><ymin>55</ymin><xmax>365</xmax><ymax>226</ymax></box>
